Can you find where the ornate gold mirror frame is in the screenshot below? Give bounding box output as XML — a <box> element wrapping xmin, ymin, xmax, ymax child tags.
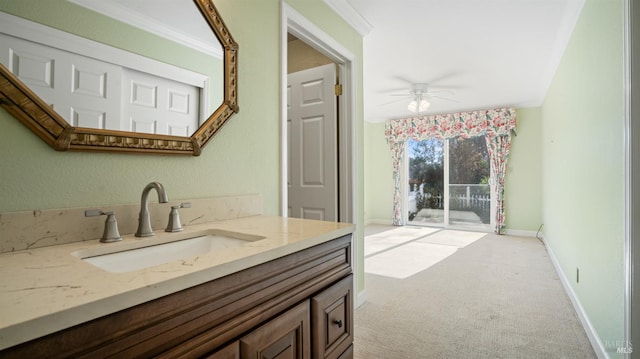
<box><xmin>0</xmin><ymin>0</ymin><xmax>237</xmax><ymax>156</ymax></box>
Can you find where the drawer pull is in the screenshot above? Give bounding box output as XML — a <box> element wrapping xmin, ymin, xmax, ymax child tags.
<box><xmin>333</xmin><ymin>319</ymin><xmax>343</xmax><ymax>328</ymax></box>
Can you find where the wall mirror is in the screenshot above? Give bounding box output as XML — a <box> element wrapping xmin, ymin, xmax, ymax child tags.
<box><xmin>0</xmin><ymin>0</ymin><xmax>237</xmax><ymax>155</ymax></box>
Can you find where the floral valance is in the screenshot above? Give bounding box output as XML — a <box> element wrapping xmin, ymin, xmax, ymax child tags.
<box><xmin>384</xmin><ymin>107</ymin><xmax>517</xmax><ymax>145</ymax></box>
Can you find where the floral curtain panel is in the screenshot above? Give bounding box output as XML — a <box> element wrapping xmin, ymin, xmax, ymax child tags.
<box><xmin>384</xmin><ymin>107</ymin><xmax>517</xmax><ymax>233</ymax></box>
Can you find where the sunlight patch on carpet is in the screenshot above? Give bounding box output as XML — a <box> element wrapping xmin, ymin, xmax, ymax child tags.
<box><xmin>416</xmin><ymin>230</ymin><xmax>487</xmax><ymax>248</ymax></box>
<box><xmin>365</xmin><ymin>242</ymin><xmax>457</xmax><ymax>279</ymax></box>
<box><xmin>364</xmin><ymin>229</ymin><xmax>487</xmax><ymax>279</ymax></box>
<box><xmin>364</xmin><ymin>227</ymin><xmax>440</xmax><ymax>257</ymax></box>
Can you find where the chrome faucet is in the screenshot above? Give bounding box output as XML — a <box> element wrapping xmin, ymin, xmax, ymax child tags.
<box><xmin>135</xmin><ymin>182</ymin><xmax>169</xmax><ymax>237</ymax></box>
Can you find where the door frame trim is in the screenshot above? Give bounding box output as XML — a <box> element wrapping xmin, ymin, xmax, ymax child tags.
<box><xmin>280</xmin><ymin>2</ymin><xmax>356</xmax><ymax>223</ymax></box>
<box><xmin>624</xmin><ymin>0</ymin><xmax>636</xmax><ymax>356</ymax></box>
<box><xmin>280</xmin><ymin>1</ymin><xmax>359</xmax><ymax>298</ymax></box>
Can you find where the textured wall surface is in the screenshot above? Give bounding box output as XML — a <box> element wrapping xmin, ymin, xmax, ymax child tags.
<box><xmin>541</xmin><ymin>0</ymin><xmax>624</xmax><ymax>354</ymax></box>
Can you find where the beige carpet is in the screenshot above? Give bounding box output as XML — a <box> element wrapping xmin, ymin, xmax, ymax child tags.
<box><xmin>355</xmin><ymin>228</ymin><xmax>596</xmax><ymax>359</ymax></box>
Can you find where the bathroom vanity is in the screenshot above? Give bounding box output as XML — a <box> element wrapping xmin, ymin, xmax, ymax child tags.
<box><xmin>0</xmin><ymin>215</ymin><xmax>354</xmax><ymax>358</ymax></box>
<box><xmin>0</xmin><ymin>0</ymin><xmax>356</xmax><ymax>355</ymax></box>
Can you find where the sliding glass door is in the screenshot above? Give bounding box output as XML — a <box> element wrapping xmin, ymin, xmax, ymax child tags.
<box><xmin>407</xmin><ymin>138</ymin><xmax>445</xmax><ymax>226</ymax></box>
<box><xmin>447</xmin><ymin>137</ymin><xmax>492</xmax><ymax>230</ymax></box>
<box><xmin>407</xmin><ymin>137</ymin><xmax>493</xmax><ymax>231</ymax></box>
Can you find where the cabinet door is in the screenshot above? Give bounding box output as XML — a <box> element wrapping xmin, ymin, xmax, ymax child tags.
<box><xmin>311</xmin><ymin>275</ymin><xmax>353</xmax><ymax>359</ymax></box>
<box><xmin>240</xmin><ymin>301</ymin><xmax>310</xmax><ymax>359</ymax></box>
<box><xmin>336</xmin><ymin>345</ymin><xmax>353</xmax><ymax>359</ymax></box>
<box><xmin>204</xmin><ymin>341</ymin><xmax>240</xmax><ymax>359</ymax></box>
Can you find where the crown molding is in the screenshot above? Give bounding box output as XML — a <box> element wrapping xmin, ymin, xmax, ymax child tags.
<box><xmin>322</xmin><ymin>0</ymin><xmax>372</xmax><ymax>36</ymax></box>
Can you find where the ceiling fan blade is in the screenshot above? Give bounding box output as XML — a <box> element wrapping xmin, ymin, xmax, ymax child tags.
<box><xmin>427</xmin><ymin>95</ymin><xmax>460</xmax><ymax>103</ymax></box>
<box><xmin>425</xmin><ymin>90</ymin><xmax>456</xmax><ymax>98</ymax></box>
<box><xmin>380</xmin><ymin>87</ymin><xmax>412</xmax><ymax>94</ymax></box>
<box><xmin>427</xmin><ymin>84</ymin><xmax>465</xmax><ymax>91</ymax></box>
<box><xmin>380</xmin><ymin>97</ymin><xmax>410</xmax><ymax>106</ymax></box>
<box><xmin>392</xmin><ymin>76</ymin><xmax>414</xmax><ymax>85</ymax></box>
<box><xmin>427</xmin><ymin>89</ymin><xmax>455</xmax><ymax>94</ymax></box>
<box><xmin>423</xmin><ymin>72</ymin><xmax>462</xmax><ymax>86</ymax></box>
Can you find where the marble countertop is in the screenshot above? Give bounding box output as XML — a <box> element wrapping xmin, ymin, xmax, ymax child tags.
<box><xmin>0</xmin><ymin>215</ymin><xmax>354</xmax><ymax>350</ymax></box>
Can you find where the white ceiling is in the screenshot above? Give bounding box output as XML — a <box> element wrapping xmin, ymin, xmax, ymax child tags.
<box><xmin>74</xmin><ymin>0</ymin><xmax>584</xmax><ymax>123</ymax></box>
<box><xmin>331</xmin><ymin>0</ymin><xmax>585</xmax><ymax>123</ymax></box>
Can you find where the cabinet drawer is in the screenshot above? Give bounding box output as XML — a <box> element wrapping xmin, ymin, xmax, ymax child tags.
<box><xmin>311</xmin><ymin>275</ymin><xmax>353</xmax><ymax>359</ymax></box>
<box><xmin>240</xmin><ymin>300</ymin><xmax>311</xmax><ymax>359</ymax></box>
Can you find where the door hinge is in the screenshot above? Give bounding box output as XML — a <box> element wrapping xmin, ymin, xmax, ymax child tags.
<box><xmin>334</xmin><ymin>84</ymin><xmax>342</xmax><ymax>96</ymax></box>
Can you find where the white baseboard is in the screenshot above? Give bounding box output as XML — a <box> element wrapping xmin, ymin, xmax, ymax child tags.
<box><xmin>503</xmin><ymin>229</ymin><xmax>539</xmax><ymax>237</ymax></box>
<box><xmin>356</xmin><ymin>289</ymin><xmax>367</xmax><ymax>308</ymax></box>
<box><xmin>544</xmin><ymin>237</ymin><xmax>609</xmax><ymax>358</ymax></box>
<box><xmin>365</xmin><ymin>222</ymin><xmax>540</xmax><ymax>238</ymax></box>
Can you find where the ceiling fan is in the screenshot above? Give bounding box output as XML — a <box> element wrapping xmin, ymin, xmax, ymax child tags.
<box><xmin>386</xmin><ymin>83</ymin><xmax>456</xmax><ymax>113</ymax></box>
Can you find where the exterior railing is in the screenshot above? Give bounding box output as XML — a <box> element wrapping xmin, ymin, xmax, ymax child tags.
<box><xmin>409</xmin><ymin>184</ymin><xmax>491</xmax><ymax>223</ymax></box>
<box><xmin>448</xmin><ymin>184</ymin><xmax>490</xmax><ymax>210</ymax></box>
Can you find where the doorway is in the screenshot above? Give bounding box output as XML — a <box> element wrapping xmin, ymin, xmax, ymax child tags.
<box><xmin>406</xmin><ymin>137</ymin><xmax>494</xmax><ymax>231</ymax></box>
<box><xmin>281</xmin><ymin>3</ymin><xmax>356</xmax><ymax>225</ymax></box>
<box><xmin>281</xmin><ymin>2</ymin><xmax>359</xmax><ymax>304</ymax></box>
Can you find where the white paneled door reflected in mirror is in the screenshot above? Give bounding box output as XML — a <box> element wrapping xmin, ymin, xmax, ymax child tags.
<box><xmin>0</xmin><ymin>0</ymin><xmax>238</xmax><ymax>155</ymax></box>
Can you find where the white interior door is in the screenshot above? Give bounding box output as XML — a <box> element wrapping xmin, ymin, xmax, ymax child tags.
<box><xmin>0</xmin><ymin>31</ymin><xmax>201</xmax><ymax>135</ymax></box>
<box><xmin>287</xmin><ymin>63</ymin><xmax>338</xmax><ymax>221</ymax></box>
<box><xmin>122</xmin><ymin>68</ymin><xmax>199</xmax><ymax>135</ymax></box>
<box><xmin>0</xmin><ymin>33</ymin><xmax>122</xmax><ymax>129</ymax></box>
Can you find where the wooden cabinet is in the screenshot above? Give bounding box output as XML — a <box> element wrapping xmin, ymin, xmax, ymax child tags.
<box><xmin>311</xmin><ymin>275</ymin><xmax>353</xmax><ymax>359</ymax></box>
<box><xmin>239</xmin><ymin>301</ymin><xmax>310</xmax><ymax>359</ymax></box>
<box><xmin>0</xmin><ymin>234</ymin><xmax>353</xmax><ymax>359</ymax></box>
<box><xmin>336</xmin><ymin>345</ymin><xmax>353</xmax><ymax>359</ymax></box>
<box><xmin>234</xmin><ymin>274</ymin><xmax>353</xmax><ymax>359</ymax></box>
<box><xmin>204</xmin><ymin>342</ymin><xmax>240</xmax><ymax>359</ymax></box>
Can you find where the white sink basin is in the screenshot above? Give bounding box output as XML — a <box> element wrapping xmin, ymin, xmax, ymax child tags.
<box><xmin>72</xmin><ymin>230</ymin><xmax>264</xmax><ymax>273</ymax></box>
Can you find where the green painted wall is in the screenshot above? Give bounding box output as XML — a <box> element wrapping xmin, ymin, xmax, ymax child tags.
<box><xmin>505</xmin><ymin>108</ymin><xmax>542</xmax><ymax>232</ymax></box>
<box><xmin>0</xmin><ymin>0</ymin><xmax>365</xmax><ymax>291</ymax></box>
<box><xmin>364</xmin><ymin>121</ymin><xmax>394</xmax><ymax>223</ymax></box>
<box><xmin>540</xmin><ymin>0</ymin><xmax>624</xmax><ymax>355</ymax></box>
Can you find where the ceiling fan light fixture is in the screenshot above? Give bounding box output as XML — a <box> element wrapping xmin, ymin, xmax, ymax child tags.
<box><xmin>419</xmin><ymin>99</ymin><xmax>431</xmax><ymax>111</ymax></box>
<box><xmin>408</xmin><ymin>96</ymin><xmax>431</xmax><ymax>113</ymax></box>
<box><xmin>408</xmin><ymin>99</ymin><xmax>418</xmax><ymax>112</ymax></box>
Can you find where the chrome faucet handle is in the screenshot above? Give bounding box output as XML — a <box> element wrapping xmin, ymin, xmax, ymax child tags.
<box><xmin>85</xmin><ymin>210</ymin><xmax>122</xmax><ymax>243</ymax></box>
<box><xmin>165</xmin><ymin>202</ymin><xmax>191</xmax><ymax>233</ymax></box>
